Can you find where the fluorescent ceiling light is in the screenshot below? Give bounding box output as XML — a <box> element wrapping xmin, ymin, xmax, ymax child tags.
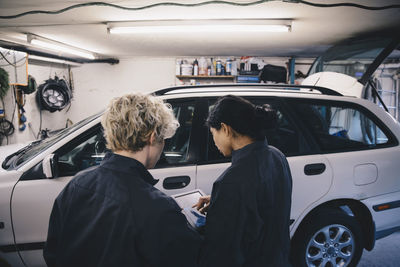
<box><xmin>108</xmin><ymin>19</ymin><xmax>291</xmax><ymax>34</ymax></box>
<box><xmin>30</xmin><ymin>39</ymin><xmax>95</xmax><ymax>59</ymax></box>
<box><xmin>110</xmin><ymin>24</ymin><xmax>290</xmax><ymax>34</ymax></box>
<box><xmin>27</xmin><ymin>34</ymin><xmax>96</xmax><ymax>60</ymax></box>
<box><xmin>28</xmin><ymin>55</ymin><xmax>82</xmax><ymax>66</ymax></box>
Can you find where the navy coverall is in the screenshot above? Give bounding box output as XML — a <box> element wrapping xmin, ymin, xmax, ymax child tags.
<box><xmin>44</xmin><ymin>153</ymin><xmax>201</xmax><ymax>267</ymax></box>
<box><xmin>200</xmin><ymin>140</ymin><xmax>293</xmax><ymax>267</ymax></box>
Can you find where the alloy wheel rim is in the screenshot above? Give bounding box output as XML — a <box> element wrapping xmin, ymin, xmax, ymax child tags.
<box><xmin>306</xmin><ymin>224</ymin><xmax>354</xmax><ymax>267</ymax></box>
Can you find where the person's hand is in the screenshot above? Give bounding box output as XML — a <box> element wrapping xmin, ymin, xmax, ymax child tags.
<box><xmin>192</xmin><ymin>195</ymin><xmax>211</xmax><ymax>214</ymax></box>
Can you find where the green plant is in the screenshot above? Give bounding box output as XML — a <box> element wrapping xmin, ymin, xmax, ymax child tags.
<box><xmin>0</xmin><ymin>67</ymin><xmax>10</xmax><ymax>99</ymax></box>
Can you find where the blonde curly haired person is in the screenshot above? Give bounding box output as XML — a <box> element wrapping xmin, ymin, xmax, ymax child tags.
<box><xmin>101</xmin><ymin>93</ymin><xmax>179</xmax><ymax>168</ymax></box>
<box><xmin>44</xmin><ymin>93</ymin><xmax>201</xmax><ymax>267</ymax></box>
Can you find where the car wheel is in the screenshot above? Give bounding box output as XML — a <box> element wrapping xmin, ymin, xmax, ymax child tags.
<box><xmin>291</xmin><ymin>209</ymin><xmax>363</xmax><ymax>267</ymax></box>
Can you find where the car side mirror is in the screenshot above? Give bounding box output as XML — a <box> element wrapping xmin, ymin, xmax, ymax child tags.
<box><xmin>42</xmin><ymin>154</ymin><xmax>58</xmax><ymax>179</ymax></box>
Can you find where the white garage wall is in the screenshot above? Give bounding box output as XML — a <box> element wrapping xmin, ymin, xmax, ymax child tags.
<box><xmin>68</xmin><ymin>57</ymin><xmax>176</xmax><ymax>123</ymax></box>
<box><xmin>1</xmin><ymin>57</ymin><xmax>177</xmax><ymax>146</ymax></box>
<box><xmin>1</xmin><ymin>63</ymin><xmax>72</xmax><ymax>146</ymax></box>
<box><xmin>1</xmin><ymin>56</ymin><xmax>310</xmax><ymax>146</ymax></box>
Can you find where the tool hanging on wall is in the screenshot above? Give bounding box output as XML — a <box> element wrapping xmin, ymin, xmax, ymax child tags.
<box><xmin>14</xmin><ymin>75</ymin><xmax>37</xmax><ymax>133</ymax></box>
<box><xmin>36</xmin><ymin>76</ymin><xmax>72</xmax><ymax>113</ymax></box>
<box><xmin>0</xmin><ymin>110</ymin><xmax>14</xmax><ymax>146</ymax></box>
<box><xmin>0</xmin><ymin>102</ymin><xmax>15</xmax><ymax>142</ymax></box>
<box><xmin>0</xmin><ymin>67</ymin><xmax>10</xmax><ymax>99</ymax></box>
<box><xmin>0</xmin><ymin>49</ymin><xmax>30</xmax><ymax>138</ymax></box>
<box><xmin>0</xmin><ymin>115</ymin><xmax>15</xmax><ymax>138</ymax></box>
<box><xmin>15</xmin><ymin>85</ymin><xmax>27</xmax><ymax>131</ymax></box>
<box><xmin>0</xmin><ymin>68</ymin><xmax>15</xmax><ymax>143</ymax></box>
<box><xmin>17</xmin><ymin>75</ymin><xmax>37</xmax><ymax>95</ymax></box>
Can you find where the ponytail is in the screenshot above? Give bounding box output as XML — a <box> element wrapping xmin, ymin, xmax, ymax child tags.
<box><xmin>206</xmin><ymin>95</ymin><xmax>278</xmax><ymax>140</ymax></box>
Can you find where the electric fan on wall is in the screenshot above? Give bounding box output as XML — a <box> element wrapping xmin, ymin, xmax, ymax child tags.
<box><xmin>36</xmin><ymin>76</ymin><xmax>72</xmax><ymax>112</ymax></box>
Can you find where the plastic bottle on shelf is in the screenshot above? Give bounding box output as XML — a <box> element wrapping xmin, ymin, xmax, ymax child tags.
<box><xmin>231</xmin><ymin>58</ymin><xmax>238</xmax><ymax>76</ymax></box>
<box><xmin>193</xmin><ymin>59</ymin><xmax>199</xmax><ymax>76</ymax></box>
<box><xmin>216</xmin><ymin>58</ymin><xmax>222</xmax><ymax>75</ymax></box>
<box><xmin>176</xmin><ymin>60</ymin><xmax>181</xmax><ymax>76</ymax></box>
<box><xmin>226</xmin><ymin>58</ymin><xmax>232</xmax><ymax>75</ymax></box>
<box><xmin>198</xmin><ymin>57</ymin><xmax>207</xmax><ymax>76</ymax></box>
<box><xmin>211</xmin><ymin>58</ymin><xmax>216</xmax><ymax>76</ymax></box>
<box><xmin>181</xmin><ymin>60</ymin><xmax>193</xmax><ymax>76</ymax></box>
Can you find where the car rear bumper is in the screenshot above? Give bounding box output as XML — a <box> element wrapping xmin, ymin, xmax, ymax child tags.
<box><xmin>361</xmin><ymin>190</ymin><xmax>400</xmax><ymax>240</ymax></box>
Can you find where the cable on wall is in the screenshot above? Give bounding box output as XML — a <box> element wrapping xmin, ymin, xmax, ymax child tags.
<box><xmin>0</xmin><ymin>1</ymin><xmax>273</xmax><ymax>19</ymax></box>
<box><xmin>297</xmin><ymin>1</ymin><xmax>400</xmax><ymax>10</ymax></box>
<box><xmin>0</xmin><ymin>51</ymin><xmax>27</xmax><ymax>68</ymax></box>
<box><xmin>0</xmin><ymin>67</ymin><xmax>10</xmax><ymax>99</ymax></box>
<box><xmin>0</xmin><ymin>1</ymin><xmax>399</xmax><ymax>19</ymax></box>
<box><xmin>0</xmin><ymin>97</ymin><xmax>15</xmax><ymax>145</ymax></box>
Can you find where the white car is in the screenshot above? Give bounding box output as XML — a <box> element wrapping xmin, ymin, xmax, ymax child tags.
<box><xmin>1</xmin><ymin>83</ymin><xmax>400</xmax><ymax>267</ymax></box>
<box><xmin>1</xmin><ymin>37</ymin><xmax>400</xmax><ymax>267</ymax></box>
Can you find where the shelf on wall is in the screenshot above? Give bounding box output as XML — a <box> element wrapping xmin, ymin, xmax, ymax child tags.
<box><xmin>176</xmin><ymin>75</ymin><xmax>235</xmax><ymax>79</ymax></box>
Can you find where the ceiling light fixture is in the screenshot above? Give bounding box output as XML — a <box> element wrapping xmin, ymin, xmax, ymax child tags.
<box><xmin>28</xmin><ymin>55</ymin><xmax>82</xmax><ymax>66</ymax></box>
<box><xmin>27</xmin><ymin>34</ymin><xmax>96</xmax><ymax>60</ymax></box>
<box><xmin>107</xmin><ymin>19</ymin><xmax>292</xmax><ymax>34</ymax></box>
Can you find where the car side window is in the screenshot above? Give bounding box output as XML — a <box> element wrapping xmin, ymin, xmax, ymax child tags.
<box><xmin>156</xmin><ymin>101</ymin><xmax>195</xmax><ymax>167</ymax></box>
<box><xmin>290</xmin><ymin>101</ymin><xmax>394</xmax><ymax>152</ymax></box>
<box><xmin>58</xmin><ymin>125</ymin><xmax>108</xmax><ymax>176</ymax></box>
<box><xmin>56</xmin><ymin>101</ymin><xmax>195</xmax><ymax>176</ymax></box>
<box><xmin>206</xmin><ymin>98</ymin><xmax>305</xmax><ymax>163</ymax></box>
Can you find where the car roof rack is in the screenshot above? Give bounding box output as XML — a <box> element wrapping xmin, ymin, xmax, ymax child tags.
<box><xmin>154</xmin><ymin>83</ymin><xmax>343</xmax><ymax>96</ymax></box>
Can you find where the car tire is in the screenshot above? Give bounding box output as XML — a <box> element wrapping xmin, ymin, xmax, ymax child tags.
<box><xmin>291</xmin><ymin>208</ymin><xmax>364</xmax><ymax>267</ymax></box>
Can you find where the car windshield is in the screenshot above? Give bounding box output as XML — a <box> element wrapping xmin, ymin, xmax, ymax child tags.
<box><xmin>307</xmin><ymin>37</ymin><xmax>394</xmax><ymax>79</ymax></box>
<box><xmin>6</xmin><ymin>111</ymin><xmax>103</xmax><ymax>170</ymax></box>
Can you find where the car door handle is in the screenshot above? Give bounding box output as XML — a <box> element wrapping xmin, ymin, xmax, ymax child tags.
<box><xmin>304</xmin><ymin>163</ymin><xmax>326</xmax><ymax>176</ymax></box>
<box><xmin>163</xmin><ymin>176</ymin><xmax>191</xmax><ymax>190</ymax></box>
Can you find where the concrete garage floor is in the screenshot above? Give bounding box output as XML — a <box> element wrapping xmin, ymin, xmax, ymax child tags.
<box><xmin>358</xmin><ymin>231</ymin><xmax>400</xmax><ymax>267</ymax></box>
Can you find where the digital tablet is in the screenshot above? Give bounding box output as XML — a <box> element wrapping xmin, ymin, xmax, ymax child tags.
<box><xmin>172</xmin><ymin>189</ymin><xmax>206</xmax><ymax>230</ymax></box>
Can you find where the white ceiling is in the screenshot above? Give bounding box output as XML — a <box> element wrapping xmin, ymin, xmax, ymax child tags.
<box><xmin>0</xmin><ymin>0</ymin><xmax>399</xmax><ymax>60</ymax></box>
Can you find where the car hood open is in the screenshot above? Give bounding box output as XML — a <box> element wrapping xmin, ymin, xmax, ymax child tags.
<box><xmin>307</xmin><ymin>34</ymin><xmax>400</xmax><ymax>85</ymax></box>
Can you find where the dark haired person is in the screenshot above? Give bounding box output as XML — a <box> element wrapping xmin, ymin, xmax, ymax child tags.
<box><xmin>194</xmin><ymin>95</ymin><xmax>292</xmax><ymax>267</ymax></box>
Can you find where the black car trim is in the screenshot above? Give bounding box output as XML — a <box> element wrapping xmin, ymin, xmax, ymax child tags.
<box><xmin>154</xmin><ymin>84</ymin><xmax>342</xmax><ymax>96</ymax></box>
<box><xmin>192</xmin><ymin>98</ymin><xmax>210</xmax><ymax>164</ymax></box>
<box><xmin>19</xmin><ymin>161</ymin><xmax>46</xmax><ymax>181</ymax></box>
<box><xmin>189</xmin><ymin>98</ymin><xmax>209</xmax><ymax>165</ymax></box>
<box><xmin>0</xmin><ymin>242</ymin><xmax>45</xmax><ymax>253</ymax></box>
<box><xmin>373</xmin><ymin>200</ymin><xmax>400</xmax><ymax>212</ymax></box>
<box><xmin>375</xmin><ymin>226</ymin><xmax>400</xmax><ymax>240</ymax></box>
